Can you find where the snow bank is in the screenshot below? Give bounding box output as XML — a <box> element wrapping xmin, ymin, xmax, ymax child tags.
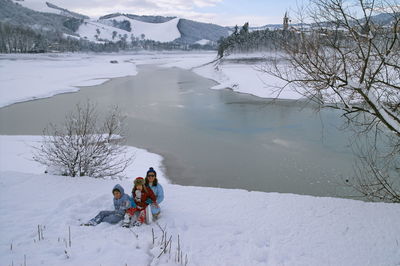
<box><xmin>0</xmin><ymin>52</ymin><xmax>219</xmax><ymax>108</ymax></box>
<box><xmin>191</xmin><ymin>53</ymin><xmax>304</xmax><ymax>100</ymax></box>
<box><xmin>0</xmin><ymin>52</ymin><xmax>303</xmax><ymax>109</ymax></box>
<box><xmin>0</xmin><ymin>53</ymin><xmax>137</xmax><ymax>108</ymax></box>
<box><xmin>133</xmin><ymin>51</ymin><xmax>304</xmax><ymax>100</ymax></box>
<box><xmin>0</xmin><ymin>135</ymin><xmax>166</xmax><ymax>183</ymax></box>
<box><xmin>0</xmin><ymin>135</ymin><xmax>399</xmax><ymax>266</ymax></box>
<box><xmin>194</xmin><ymin>61</ymin><xmax>303</xmax><ymax>99</ymax></box>
<box><xmin>195</xmin><ymin>39</ymin><xmax>212</xmax><ymax>45</ymax></box>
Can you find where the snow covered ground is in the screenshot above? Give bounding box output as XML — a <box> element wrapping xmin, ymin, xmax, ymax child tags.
<box><xmin>109</xmin><ymin>16</ymin><xmax>181</xmax><ymax>43</ymax></box>
<box><xmin>1</xmin><ymin>52</ymin><xmax>399</xmax><ymax>265</ymax></box>
<box><xmin>192</xmin><ymin>57</ymin><xmax>302</xmax><ymax>100</ymax></box>
<box><xmin>0</xmin><ymin>53</ymin><xmax>137</xmax><ymax>108</ymax></box>
<box><xmin>77</xmin><ymin>17</ymin><xmax>181</xmax><ymax>44</ymax></box>
<box><xmin>0</xmin><ymin>51</ymin><xmax>301</xmax><ymax>109</ymax></box>
<box><xmin>76</xmin><ymin>20</ymin><xmax>134</xmax><ymax>44</ymax></box>
<box><xmin>0</xmin><ymin>135</ymin><xmax>399</xmax><ymax>266</ymax></box>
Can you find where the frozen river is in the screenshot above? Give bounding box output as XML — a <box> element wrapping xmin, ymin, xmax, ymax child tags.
<box><xmin>0</xmin><ymin>65</ymin><xmax>356</xmax><ymax>197</ymax></box>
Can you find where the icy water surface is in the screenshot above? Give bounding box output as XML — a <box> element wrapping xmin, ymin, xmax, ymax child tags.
<box><xmin>0</xmin><ymin>65</ymin><xmax>356</xmax><ymax>197</ymax></box>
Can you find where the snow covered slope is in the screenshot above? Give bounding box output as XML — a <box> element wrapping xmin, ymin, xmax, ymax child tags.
<box><xmin>103</xmin><ymin>15</ymin><xmax>181</xmax><ymax>43</ymax></box>
<box><xmin>11</xmin><ymin>0</ymin><xmax>60</xmax><ymax>14</ymax></box>
<box><xmin>78</xmin><ymin>16</ymin><xmax>181</xmax><ymax>43</ymax></box>
<box><xmin>77</xmin><ymin>20</ymin><xmax>130</xmax><ymax>43</ymax></box>
<box><xmin>1</xmin><ymin>135</ymin><xmax>400</xmax><ymax>266</ymax></box>
<box><xmin>11</xmin><ymin>1</ymin><xmax>181</xmax><ymax>43</ymax></box>
<box><xmin>11</xmin><ymin>0</ymin><xmax>88</xmax><ymax>19</ymax></box>
<box><xmin>7</xmin><ymin>1</ymin><xmax>227</xmax><ymax>45</ymax></box>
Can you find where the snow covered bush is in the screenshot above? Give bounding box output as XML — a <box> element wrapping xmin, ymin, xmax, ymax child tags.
<box><xmin>33</xmin><ymin>101</ymin><xmax>133</xmax><ymax>178</ymax></box>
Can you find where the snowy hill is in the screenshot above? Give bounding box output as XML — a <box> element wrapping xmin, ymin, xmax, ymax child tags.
<box><xmin>1</xmin><ymin>0</ymin><xmax>78</xmax><ymax>35</ymax></box>
<box><xmin>101</xmin><ymin>13</ymin><xmax>176</xmax><ymax>24</ymax></box>
<box><xmin>44</xmin><ymin>2</ymin><xmax>89</xmax><ymax>19</ymax></box>
<box><xmin>79</xmin><ymin>15</ymin><xmax>230</xmax><ymax>45</ymax></box>
<box><xmin>3</xmin><ymin>0</ymin><xmax>229</xmax><ymax>45</ymax></box>
<box><xmin>95</xmin><ymin>15</ymin><xmax>181</xmax><ymax>43</ymax></box>
<box><xmin>76</xmin><ymin>19</ymin><xmax>131</xmax><ymax>43</ymax></box>
<box><xmin>1</xmin><ymin>135</ymin><xmax>400</xmax><ymax>266</ymax></box>
<box><xmin>176</xmin><ymin>18</ymin><xmax>230</xmax><ymax>44</ymax></box>
<box><xmin>11</xmin><ymin>0</ymin><xmax>61</xmax><ymax>15</ymax></box>
<box><xmin>11</xmin><ymin>0</ymin><xmax>88</xmax><ymax>19</ymax></box>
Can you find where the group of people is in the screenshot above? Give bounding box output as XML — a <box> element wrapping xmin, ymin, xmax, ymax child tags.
<box><xmin>82</xmin><ymin>167</ymin><xmax>164</xmax><ymax>228</ymax></box>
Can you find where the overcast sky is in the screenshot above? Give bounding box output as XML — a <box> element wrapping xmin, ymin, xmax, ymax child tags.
<box><xmin>20</xmin><ymin>0</ymin><xmax>302</xmax><ymax>26</ymax></box>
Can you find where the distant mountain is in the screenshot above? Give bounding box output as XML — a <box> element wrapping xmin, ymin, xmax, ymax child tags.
<box><xmin>96</xmin><ymin>14</ymin><xmax>230</xmax><ymax>44</ymax></box>
<box><xmin>0</xmin><ymin>0</ymin><xmax>79</xmax><ymax>35</ymax></box>
<box><xmin>95</xmin><ymin>14</ymin><xmax>181</xmax><ymax>43</ymax></box>
<box><xmin>362</xmin><ymin>12</ymin><xmax>399</xmax><ymax>26</ymax></box>
<box><xmin>175</xmin><ymin>19</ymin><xmax>230</xmax><ymax>44</ymax></box>
<box><xmin>100</xmin><ymin>13</ymin><xmax>176</xmax><ymax>24</ymax></box>
<box><xmin>3</xmin><ymin>0</ymin><xmax>396</xmax><ymax>50</ymax></box>
<box><xmin>45</xmin><ymin>2</ymin><xmax>89</xmax><ymax>20</ymax></box>
<box><xmin>1</xmin><ymin>0</ymin><xmax>230</xmax><ymax>46</ymax></box>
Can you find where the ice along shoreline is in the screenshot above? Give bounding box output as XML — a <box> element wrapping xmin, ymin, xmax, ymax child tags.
<box><xmin>0</xmin><ymin>51</ymin><xmax>303</xmax><ymax>109</ymax></box>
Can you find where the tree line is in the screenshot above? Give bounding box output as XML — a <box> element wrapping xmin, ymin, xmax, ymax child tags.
<box><xmin>0</xmin><ymin>21</ymin><xmax>216</xmax><ymax>53</ymax></box>
<box><xmin>217</xmin><ymin>22</ymin><xmax>301</xmax><ymax>57</ymax></box>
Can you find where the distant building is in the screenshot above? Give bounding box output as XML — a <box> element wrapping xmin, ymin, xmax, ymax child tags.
<box><xmin>283</xmin><ymin>12</ymin><xmax>289</xmax><ymax>31</ymax></box>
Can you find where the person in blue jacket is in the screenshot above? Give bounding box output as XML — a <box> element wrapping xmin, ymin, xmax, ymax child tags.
<box><xmin>82</xmin><ymin>184</ymin><xmax>130</xmax><ymax>226</ymax></box>
<box><xmin>145</xmin><ymin>167</ymin><xmax>164</xmax><ymax>218</ymax></box>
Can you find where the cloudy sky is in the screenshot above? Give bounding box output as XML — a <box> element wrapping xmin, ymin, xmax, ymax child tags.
<box><xmin>19</xmin><ymin>0</ymin><xmax>302</xmax><ymax>26</ymax></box>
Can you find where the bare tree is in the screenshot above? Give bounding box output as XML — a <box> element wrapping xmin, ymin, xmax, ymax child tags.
<box><xmin>33</xmin><ymin>102</ymin><xmax>133</xmax><ymax>178</ymax></box>
<box><xmin>263</xmin><ymin>0</ymin><xmax>400</xmax><ymax>202</ymax></box>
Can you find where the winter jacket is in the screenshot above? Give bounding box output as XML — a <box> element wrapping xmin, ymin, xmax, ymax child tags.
<box><xmin>146</xmin><ymin>183</ymin><xmax>164</xmax><ymax>204</ymax></box>
<box><xmin>131</xmin><ymin>187</ymin><xmax>157</xmax><ymax>210</ymax></box>
<box><xmin>112</xmin><ymin>184</ymin><xmax>131</xmax><ymax>217</ymax></box>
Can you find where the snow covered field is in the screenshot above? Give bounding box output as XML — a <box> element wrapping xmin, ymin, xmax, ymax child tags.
<box><xmin>77</xmin><ymin>17</ymin><xmax>181</xmax><ymax>43</ymax></box>
<box><xmin>1</xmin><ymin>52</ymin><xmax>399</xmax><ymax>265</ymax></box>
<box><xmin>0</xmin><ymin>51</ymin><xmax>301</xmax><ymax>108</ymax></box>
<box><xmin>0</xmin><ymin>53</ymin><xmax>137</xmax><ymax>108</ymax></box>
<box><xmin>0</xmin><ymin>135</ymin><xmax>399</xmax><ymax>266</ymax></box>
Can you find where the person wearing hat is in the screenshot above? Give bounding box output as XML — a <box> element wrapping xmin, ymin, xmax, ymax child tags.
<box><xmin>122</xmin><ymin>177</ymin><xmax>157</xmax><ymax>227</ymax></box>
<box><xmin>145</xmin><ymin>167</ymin><xmax>164</xmax><ymax>219</ymax></box>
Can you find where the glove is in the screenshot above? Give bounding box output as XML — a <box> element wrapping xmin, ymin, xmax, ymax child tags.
<box><xmin>135</xmin><ymin>190</ymin><xmax>142</xmax><ymax>202</ymax></box>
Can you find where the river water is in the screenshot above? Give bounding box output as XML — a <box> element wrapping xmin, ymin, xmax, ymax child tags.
<box><xmin>0</xmin><ymin>65</ymin><xmax>356</xmax><ymax>197</ymax></box>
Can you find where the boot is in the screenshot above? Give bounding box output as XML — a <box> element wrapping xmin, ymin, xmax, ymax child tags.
<box><xmin>81</xmin><ymin>220</ymin><xmax>97</xmax><ymax>226</ymax></box>
<box><xmin>122</xmin><ymin>213</ymin><xmax>131</xmax><ymax>228</ymax></box>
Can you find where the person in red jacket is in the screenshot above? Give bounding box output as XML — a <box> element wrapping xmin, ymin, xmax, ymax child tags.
<box><xmin>122</xmin><ymin>177</ymin><xmax>158</xmax><ymax>227</ymax></box>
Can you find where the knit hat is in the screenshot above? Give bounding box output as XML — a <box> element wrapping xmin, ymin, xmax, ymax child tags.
<box><xmin>134</xmin><ymin>177</ymin><xmax>145</xmax><ymax>186</ymax></box>
<box><xmin>147</xmin><ymin>167</ymin><xmax>157</xmax><ymax>177</ymax></box>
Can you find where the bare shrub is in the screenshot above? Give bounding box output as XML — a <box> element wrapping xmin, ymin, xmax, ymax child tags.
<box><xmin>33</xmin><ymin>101</ymin><xmax>133</xmax><ymax>178</ymax></box>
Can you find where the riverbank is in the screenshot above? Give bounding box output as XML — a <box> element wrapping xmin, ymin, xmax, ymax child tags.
<box><xmin>0</xmin><ymin>52</ymin><xmax>212</xmax><ymax>108</ymax></box>
<box><xmin>1</xmin><ymin>135</ymin><xmax>399</xmax><ymax>266</ymax></box>
<box><xmin>0</xmin><ymin>51</ymin><xmax>302</xmax><ymax>109</ymax></box>
<box><xmin>0</xmin><ymin>64</ymin><xmax>356</xmax><ymax>197</ymax></box>
<box><xmin>3</xmin><ymin>52</ymin><xmax>397</xmax><ymax>265</ymax></box>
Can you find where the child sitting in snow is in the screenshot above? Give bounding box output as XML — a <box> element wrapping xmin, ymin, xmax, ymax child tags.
<box><xmin>145</xmin><ymin>167</ymin><xmax>164</xmax><ymax>219</ymax></box>
<box><xmin>82</xmin><ymin>184</ymin><xmax>130</xmax><ymax>226</ymax></box>
<box><xmin>122</xmin><ymin>177</ymin><xmax>158</xmax><ymax>227</ymax></box>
